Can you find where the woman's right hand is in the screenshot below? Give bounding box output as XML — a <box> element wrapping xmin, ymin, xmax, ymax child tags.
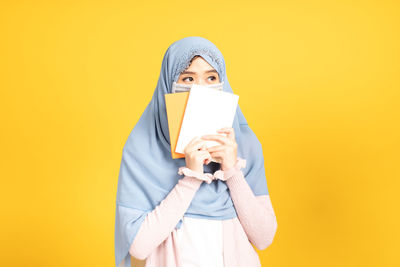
<box><xmin>183</xmin><ymin>136</ymin><xmax>212</xmax><ymax>173</ymax></box>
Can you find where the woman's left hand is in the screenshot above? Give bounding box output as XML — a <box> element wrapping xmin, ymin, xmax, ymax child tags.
<box><xmin>201</xmin><ymin>127</ymin><xmax>238</xmax><ymax>171</ymax></box>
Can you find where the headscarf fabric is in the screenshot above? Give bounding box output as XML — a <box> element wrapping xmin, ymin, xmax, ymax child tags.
<box><xmin>115</xmin><ymin>36</ymin><xmax>269</xmax><ymax>267</ymax></box>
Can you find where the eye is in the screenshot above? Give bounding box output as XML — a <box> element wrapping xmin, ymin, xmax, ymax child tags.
<box><xmin>183</xmin><ymin>77</ymin><xmax>194</xmax><ymax>82</ymax></box>
<box><xmin>208</xmin><ymin>76</ymin><xmax>217</xmax><ymax>81</ymax></box>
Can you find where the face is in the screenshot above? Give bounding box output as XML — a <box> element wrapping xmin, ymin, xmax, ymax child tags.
<box><xmin>176</xmin><ymin>56</ymin><xmax>221</xmax><ymax>85</ymax></box>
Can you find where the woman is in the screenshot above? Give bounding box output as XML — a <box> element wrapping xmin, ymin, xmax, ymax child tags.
<box><xmin>115</xmin><ymin>36</ymin><xmax>278</xmax><ymax>267</ymax></box>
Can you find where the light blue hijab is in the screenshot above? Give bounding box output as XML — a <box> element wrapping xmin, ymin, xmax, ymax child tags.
<box><xmin>114</xmin><ymin>36</ymin><xmax>269</xmax><ymax>267</ymax></box>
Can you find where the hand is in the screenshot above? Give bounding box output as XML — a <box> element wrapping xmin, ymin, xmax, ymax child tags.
<box><xmin>201</xmin><ymin>127</ymin><xmax>238</xmax><ymax>171</ymax></box>
<box><xmin>183</xmin><ymin>136</ymin><xmax>212</xmax><ymax>173</ymax></box>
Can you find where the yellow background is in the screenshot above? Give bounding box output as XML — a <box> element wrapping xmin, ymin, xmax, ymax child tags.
<box><xmin>1</xmin><ymin>0</ymin><xmax>399</xmax><ymax>266</ymax></box>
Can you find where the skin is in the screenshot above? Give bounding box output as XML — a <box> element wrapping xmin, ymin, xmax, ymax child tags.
<box><xmin>179</xmin><ymin>56</ymin><xmax>238</xmax><ymax>173</ymax></box>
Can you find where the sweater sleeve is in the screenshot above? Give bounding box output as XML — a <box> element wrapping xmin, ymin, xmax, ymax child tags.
<box><xmin>226</xmin><ymin>169</ymin><xmax>278</xmax><ymax>250</ymax></box>
<box><xmin>129</xmin><ymin>175</ymin><xmax>203</xmax><ymax>260</ymax></box>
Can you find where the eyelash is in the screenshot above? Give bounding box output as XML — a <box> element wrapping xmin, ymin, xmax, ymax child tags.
<box><xmin>183</xmin><ymin>76</ymin><xmax>216</xmax><ymax>82</ymax></box>
<box><xmin>183</xmin><ymin>77</ymin><xmax>193</xmax><ymax>82</ymax></box>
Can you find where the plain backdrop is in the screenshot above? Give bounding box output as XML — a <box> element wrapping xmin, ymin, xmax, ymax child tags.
<box><xmin>1</xmin><ymin>0</ymin><xmax>399</xmax><ymax>266</ymax></box>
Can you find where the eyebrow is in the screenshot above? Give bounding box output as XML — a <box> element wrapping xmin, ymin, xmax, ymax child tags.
<box><xmin>181</xmin><ymin>69</ymin><xmax>218</xmax><ymax>75</ymax></box>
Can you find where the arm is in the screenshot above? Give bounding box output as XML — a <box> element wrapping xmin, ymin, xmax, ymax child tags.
<box><xmin>226</xmin><ymin>169</ymin><xmax>278</xmax><ymax>250</ymax></box>
<box><xmin>129</xmin><ymin>175</ymin><xmax>203</xmax><ymax>260</ymax></box>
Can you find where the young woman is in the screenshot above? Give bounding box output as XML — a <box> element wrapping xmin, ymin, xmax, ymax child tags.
<box><xmin>115</xmin><ymin>36</ymin><xmax>278</xmax><ymax>267</ymax></box>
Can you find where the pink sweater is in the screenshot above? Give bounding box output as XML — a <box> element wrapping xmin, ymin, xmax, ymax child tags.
<box><xmin>127</xmin><ymin>159</ymin><xmax>278</xmax><ymax>266</ymax></box>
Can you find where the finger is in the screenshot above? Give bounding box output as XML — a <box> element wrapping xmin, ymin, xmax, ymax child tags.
<box><xmin>206</xmin><ymin>145</ymin><xmax>226</xmax><ymax>153</ymax></box>
<box><xmin>201</xmin><ymin>134</ymin><xmax>231</xmax><ymax>145</ymax></box>
<box><xmin>216</xmin><ymin>127</ymin><xmax>235</xmax><ymax>141</ymax></box>
<box><xmin>196</xmin><ymin>150</ymin><xmax>212</xmax><ymax>161</ymax></box>
<box><xmin>193</xmin><ymin>140</ymin><xmax>208</xmax><ymax>150</ymax></box>
<box><xmin>186</xmin><ymin>138</ymin><xmax>207</xmax><ymax>152</ymax></box>
<box><xmin>184</xmin><ymin>136</ymin><xmax>200</xmax><ymax>150</ymax></box>
<box><xmin>210</xmin><ymin>151</ymin><xmax>224</xmax><ymax>159</ymax></box>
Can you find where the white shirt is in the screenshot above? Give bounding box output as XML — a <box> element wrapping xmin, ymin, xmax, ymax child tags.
<box><xmin>176</xmin><ymin>216</ymin><xmax>224</xmax><ymax>267</ymax></box>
